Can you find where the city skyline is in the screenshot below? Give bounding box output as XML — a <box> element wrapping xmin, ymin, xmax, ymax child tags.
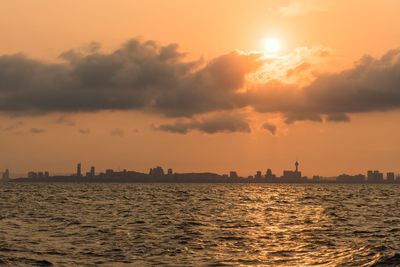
<box><xmin>1</xmin><ymin>1</ymin><xmax>400</xmax><ymax>176</ymax></box>
<box><xmin>3</xmin><ymin>160</ymin><xmax>400</xmax><ymax>179</ymax></box>
<box><xmin>2</xmin><ymin>160</ymin><xmax>400</xmax><ymax>184</ymax></box>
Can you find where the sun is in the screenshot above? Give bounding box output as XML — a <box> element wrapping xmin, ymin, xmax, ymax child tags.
<box><xmin>264</xmin><ymin>38</ymin><xmax>280</xmax><ymax>54</ymax></box>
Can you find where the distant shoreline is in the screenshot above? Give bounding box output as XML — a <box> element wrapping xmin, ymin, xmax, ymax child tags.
<box><xmin>4</xmin><ymin>176</ymin><xmax>399</xmax><ymax>185</ymax></box>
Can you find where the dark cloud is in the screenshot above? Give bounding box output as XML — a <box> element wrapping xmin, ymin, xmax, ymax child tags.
<box><xmin>284</xmin><ymin>112</ymin><xmax>323</xmax><ymax>124</ymax></box>
<box><xmin>262</xmin><ymin>122</ymin><xmax>277</xmax><ymax>135</ymax></box>
<box><xmin>297</xmin><ymin>50</ymin><xmax>400</xmax><ymax>115</ymax></box>
<box><xmin>325</xmin><ymin>113</ymin><xmax>350</xmax><ymax>122</ymax></box>
<box><xmin>0</xmin><ymin>38</ymin><xmax>400</xmax><ymax>133</ymax></box>
<box><xmin>155</xmin><ymin>112</ymin><xmax>251</xmax><ymax>134</ymax></box>
<box><xmin>30</xmin><ymin>128</ymin><xmax>45</xmax><ymax>134</ymax></box>
<box><xmin>249</xmin><ymin>49</ymin><xmax>400</xmax><ymax>123</ymax></box>
<box><xmin>0</xmin><ymin>39</ymin><xmax>262</xmax><ymax>118</ymax></box>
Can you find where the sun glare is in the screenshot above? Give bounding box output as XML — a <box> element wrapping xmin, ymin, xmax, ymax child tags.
<box><xmin>264</xmin><ymin>38</ymin><xmax>280</xmax><ymax>54</ymax></box>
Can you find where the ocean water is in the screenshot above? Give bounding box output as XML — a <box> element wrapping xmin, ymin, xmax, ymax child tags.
<box><xmin>0</xmin><ymin>183</ymin><xmax>400</xmax><ymax>266</ymax></box>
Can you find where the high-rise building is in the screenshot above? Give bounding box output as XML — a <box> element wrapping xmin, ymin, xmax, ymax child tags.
<box><xmin>229</xmin><ymin>171</ymin><xmax>238</xmax><ymax>179</ymax></box>
<box><xmin>281</xmin><ymin>161</ymin><xmax>301</xmax><ymax>181</ymax></box>
<box><xmin>387</xmin><ymin>172</ymin><xmax>395</xmax><ymax>182</ymax></box>
<box><xmin>77</xmin><ymin>163</ymin><xmax>82</xmax><ymax>177</ymax></box>
<box><xmin>90</xmin><ymin>166</ymin><xmax>95</xmax><ymax>177</ymax></box>
<box><xmin>150</xmin><ymin>166</ymin><xmax>165</xmax><ymax>178</ymax></box>
<box><xmin>367</xmin><ymin>170</ymin><xmax>383</xmax><ymax>183</ymax></box>
<box><xmin>265</xmin><ymin>169</ymin><xmax>276</xmax><ymax>180</ymax></box>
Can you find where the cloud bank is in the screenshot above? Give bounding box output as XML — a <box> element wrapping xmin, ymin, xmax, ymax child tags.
<box><xmin>0</xmin><ymin>39</ymin><xmax>261</xmax><ymax>118</ymax></box>
<box><xmin>0</xmin><ymin>38</ymin><xmax>400</xmax><ymax>134</ymax></box>
<box><xmin>154</xmin><ymin>112</ymin><xmax>251</xmax><ymax>134</ymax></box>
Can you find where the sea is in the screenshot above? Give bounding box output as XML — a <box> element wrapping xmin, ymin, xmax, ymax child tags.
<box><xmin>0</xmin><ymin>183</ymin><xmax>400</xmax><ymax>266</ymax></box>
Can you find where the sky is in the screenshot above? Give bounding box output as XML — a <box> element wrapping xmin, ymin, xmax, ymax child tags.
<box><xmin>1</xmin><ymin>0</ymin><xmax>400</xmax><ymax>177</ymax></box>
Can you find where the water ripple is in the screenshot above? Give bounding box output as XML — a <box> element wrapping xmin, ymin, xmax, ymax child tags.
<box><xmin>0</xmin><ymin>183</ymin><xmax>399</xmax><ymax>266</ymax></box>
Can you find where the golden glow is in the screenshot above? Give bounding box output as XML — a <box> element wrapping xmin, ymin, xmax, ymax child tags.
<box><xmin>264</xmin><ymin>38</ymin><xmax>280</xmax><ymax>54</ymax></box>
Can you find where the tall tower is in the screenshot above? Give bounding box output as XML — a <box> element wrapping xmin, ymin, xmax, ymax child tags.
<box><xmin>77</xmin><ymin>163</ymin><xmax>82</xmax><ymax>177</ymax></box>
<box><xmin>295</xmin><ymin>161</ymin><xmax>299</xmax><ymax>173</ymax></box>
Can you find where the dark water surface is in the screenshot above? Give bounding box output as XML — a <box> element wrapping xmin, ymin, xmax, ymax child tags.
<box><xmin>1</xmin><ymin>183</ymin><xmax>400</xmax><ymax>266</ymax></box>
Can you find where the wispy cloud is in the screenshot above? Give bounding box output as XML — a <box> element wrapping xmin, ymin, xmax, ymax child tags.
<box><xmin>278</xmin><ymin>0</ymin><xmax>327</xmax><ymax>16</ymax></box>
<box><xmin>30</xmin><ymin>128</ymin><xmax>45</xmax><ymax>134</ymax></box>
<box><xmin>2</xmin><ymin>121</ymin><xmax>24</xmax><ymax>132</ymax></box>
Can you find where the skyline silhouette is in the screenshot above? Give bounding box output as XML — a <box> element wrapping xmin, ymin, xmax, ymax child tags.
<box><xmin>2</xmin><ymin>161</ymin><xmax>399</xmax><ymax>184</ymax></box>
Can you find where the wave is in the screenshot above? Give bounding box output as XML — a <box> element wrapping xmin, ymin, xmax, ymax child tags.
<box><xmin>371</xmin><ymin>253</ymin><xmax>400</xmax><ymax>266</ymax></box>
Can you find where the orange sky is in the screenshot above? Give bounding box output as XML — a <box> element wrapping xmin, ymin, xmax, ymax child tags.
<box><xmin>1</xmin><ymin>0</ymin><xmax>400</xmax><ymax>177</ymax></box>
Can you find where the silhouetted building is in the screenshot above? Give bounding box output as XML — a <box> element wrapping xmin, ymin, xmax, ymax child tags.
<box><xmin>77</xmin><ymin>163</ymin><xmax>82</xmax><ymax>177</ymax></box>
<box><xmin>265</xmin><ymin>169</ymin><xmax>277</xmax><ymax>181</ymax></box>
<box><xmin>387</xmin><ymin>172</ymin><xmax>395</xmax><ymax>182</ymax></box>
<box><xmin>105</xmin><ymin>169</ymin><xmax>114</xmax><ymax>176</ymax></box>
<box><xmin>281</xmin><ymin>161</ymin><xmax>302</xmax><ymax>181</ymax></box>
<box><xmin>367</xmin><ymin>170</ymin><xmax>383</xmax><ymax>183</ymax></box>
<box><xmin>149</xmin><ymin>166</ymin><xmax>165</xmax><ymax>178</ymax></box>
<box><xmin>229</xmin><ymin>171</ymin><xmax>238</xmax><ymax>179</ymax></box>
<box><xmin>44</xmin><ymin>171</ymin><xmax>49</xmax><ymax>178</ymax></box>
<box><xmin>2</xmin><ymin>169</ymin><xmax>9</xmax><ymax>180</ymax></box>
<box><xmin>255</xmin><ymin>171</ymin><xmax>262</xmax><ymax>179</ymax></box>
<box><xmin>313</xmin><ymin>175</ymin><xmax>320</xmax><ymax>182</ymax></box>
<box><xmin>28</xmin><ymin>171</ymin><xmax>37</xmax><ymax>179</ymax></box>
<box><xmin>86</xmin><ymin>166</ymin><xmax>96</xmax><ymax>178</ymax></box>
<box><xmin>167</xmin><ymin>168</ymin><xmax>173</xmax><ymax>175</ymax></box>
